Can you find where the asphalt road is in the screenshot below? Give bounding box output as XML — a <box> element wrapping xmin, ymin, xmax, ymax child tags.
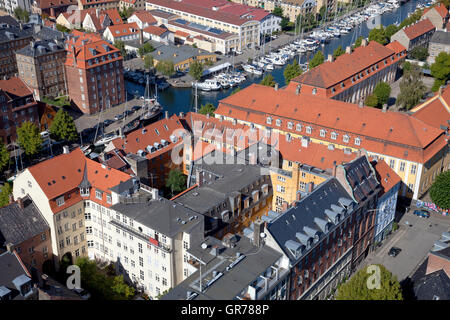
<box><xmin>361</xmin><ymin>209</ymin><xmax>450</xmax><ymax>281</ymax></box>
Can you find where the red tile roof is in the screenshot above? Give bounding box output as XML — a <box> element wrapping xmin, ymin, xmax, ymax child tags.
<box><xmin>0</xmin><ymin>77</ymin><xmax>32</xmax><ymax>98</ymax></box>
<box><xmin>216</xmin><ymin>84</ymin><xmax>447</xmax><ymax>164</ymax></box>
<box><xmin>423</xmin><ymin>3</ymin><xmax>449</xmax><ymax>18</ymax></box>
<box><xmin>385</xmin><ymin>40</ymin><xmax>407</xmax><ymax>54</ymax></box>
<box><xmin>111</xmin><ymin>114</ymin><xmax>186</xmax><ymax>160</ymax></box>
<box><xmin>292</xmin><ymin>41</ymin><xmax>397</xmax><ymax>88</ymax></box>
<box><xmin>410</xmin><ymin>85</ymin><xmax>450</xmax><ymax>130</ymax></box>
<box><xmin>27</xmin><ymin>148</ymin><xmax>132</xmax><ymax>211</ymax></box>
<box><xmin>65</xmin><ymin>30</ymin><xmax>122</xmax><ymax>69</ymax></box>
<box><xmin>402</xmin><ymin>18</ymin><xmax>436</xmax><ymax>40</ymax></box>
<box><xmin>371</xmin><ymin>160</ymin><xmax>402</xmax><ymax>196</ymax></box>
<box><xmin>34</xmin><ymin>0</ymin><xmax>76</xmax><ymax>9</ymax></box>
<box><xmin>174</xmin><ymin>30</ymin><xmax>190</xmax><ymax>38</ymax></box>
<box><xmin>105</xmin><ymin>22</ymin><xmax>139</xmax><ymax>38</ymax></box>
<box><xmin>103</xmin><ymin>8</ymin><xmax>123</xmax><ymax>24</ymax></box>
<box><xmin>130</xmin><ymin>10</ymin><xmax>157</xmax><ymax>26</ymax></box>
<box><xmin>143</xmin><ymin>25</ymin><xmax>169</xmax><ymax>36</ymax></box>
<box><xmin>78</xmin><ymin>0</ymin><xmax>118</xmax><ymax>5</ymax></box>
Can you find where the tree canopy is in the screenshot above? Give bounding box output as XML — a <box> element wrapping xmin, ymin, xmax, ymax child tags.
<box><xmin>119</xmin><ymin>7</ymin><xmax>135</xmax><ymax>20</ymax></box>
<box><xmin>333</xmin><ymin>45</ymin><xmax>345</xmax><ymax>59</ymax></box>
<box><xmin>0</xmin><ymin>182</ymin><xmax>12</xmax><ymax>208</ymax></box>
<box><xmin>410</xmin><ymin>46</ymin><xmax>429</xmax><ymax>62</ymax></box>
<box><xmin>17</xmin><ymin>121</ymin><xmax>42</xmax><ymax>157</ymax></box>
<box><xmin>384</xmin><ymin>24</ymin><xmax>399</xmax><ymax>39</ymax></box>
<box><xmin>309</xmin><ymin>51</ymin><xmax>324</xmax><ymax>69</ymax></box>
<box><xmin>156</xmin><ymin>60</ymin><xmax>175</xmax><ymax>77</ymax></box>
<box><xmin>0</xmin><ymin>143</ymin><xmax>9</xmax><ymax>173</ymax></box>
<box><xmin>430</xmin><ymin>170</ymin><xmax>450</xmax><ymax>210</ymax></box>
<box><xmin>114</xmin><ymin>40</ymin><xmax>127</xmax><ymax>58</ymax></box>
<box><xmin>49</xmin><ymin>109</ymin><xmax>78</xmax><ymax>142</ymax></box>
<box><xmin>284</xmin><ymin>60</ymin><xmax>302</xmax><ymax>84</ymax></box>
<box><xmin>260</xmin><ymin>74</ymin><xmax>276</xmax><ymax>87</ymax></box>
<box><xmin>138</xmin><ymin>43</ymin><xmax>154</xmax><ymax>57</ymax></box>
<box><xmin>272</xmin><ymin>7</ymin><xmax>283</xmax><ymax>17</ymax></box>
<box><xmin>336</xmin><ymin>264</ymin><xmax>403</xmax><ymax>300</ymax></box>
<box><xmin>14</xmin><ymin>7</ymin><xmax>29</xmax><ymax>22</ymax></box>
<box><xmin>166</xmin><ymin>169</ymin><xmax>186</xmax><ymax>196</ymax></box>
<box><xmin>189</xmin><ymin>61</ymin><xmax>204</xmax><ymax>81</ymax></box>
<box><xmin>373</xmin><ymin>82</ymin><xmax>391</xmax><ymax>107</ymax></box>
<box><xmin>198</xmin><ymin>103</ymin><xmax>216</xmax><ymax>116</ymax></box>
<box><xmin>368</xmin><ymin>26</ymin><xmax>387</xmax><ymax>45</ymax></box>
<box><xmin>353</xmin><ymin>36</ymin><xmax>364</xmax><ymax>48</ymax></box>
<box><xmin>430</xmin><ymin>52</ymin><xmax>450</xmax><ymax>92</ymax></box>
<box><xmin>364</xmin><ymin>94</ymin><xmax>378</xmax><ymax>107</ymax></box>
<box><xmin>396</xmin><ymin>63</ymin><xmax>426</xmax><ymax>110</ymax></box>
<box><xmin>144</xmin><ymin>55</ymin><xmax>154</xmax><ymax>70</ymax></box>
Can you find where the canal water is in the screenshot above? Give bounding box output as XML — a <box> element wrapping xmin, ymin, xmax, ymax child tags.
<box><xmin>126</xmin><ymin>0</ymin><xmax>420</xmax><ymax>116</ymax></box>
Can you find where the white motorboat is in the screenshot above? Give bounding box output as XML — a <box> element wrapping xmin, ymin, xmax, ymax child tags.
<box><xmin>94</xmin><ymin>133</ymin><xmax>118</xmax><ymax>147</ymax></box>
<box><xmin>192</xmin><ymin>79</ymin><xmax>221</xmax><ymax>91</ymax></box>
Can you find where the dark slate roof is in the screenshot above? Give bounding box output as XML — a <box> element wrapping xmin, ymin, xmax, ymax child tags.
<box><xmin>342</xmin><ymin>155</ymin><xmax>380</xmax><ymax>203</ymax></box>
<box><xmin>413</xmin><ymin>269</ymin><xmax>450</xmax><ymax>300</ymax></box>
<box><xmin>162</xmin><ymin>235</ymin><xmax>283</xmax><ymax>300</ymax></box>
<box><xmin>0</xmin><ymin>196</ymin><xmax>49</xmax><ymax>246</ymax></box>
<box><xmin>430</xmin><ymin>30</ymin><xmax>450</xmax><ymax>45</ymax></box>
<box><xmin>150</xmin><ymin>44</ymin><xmax>216</xmax><ymax>64</ymax></box>
<box><xmin>266</xmin><ymin>178</ymin><xmax>355</xmax><ymax>262</ymax></box>
<box><xmin>110</xmin><ymin>197</ymin><xmax>204</xmax><ymax>238</ymax></box>
<box><xmin>31</xmin><ymin>24</ymin><xmax>66</xmax><ymax>41</ymax></box>
<box><xmin>0</xmin><ymin>251</ymin><xmax>31</xmax><ymax>300</ymax></box>
<box><xmin>0</xmin><ymin>15</ymin><xmax>19</xmax><ymax>27</ymax></box>
<box><xmin>0</xmin><ymin>26</ymin><xmax>33</xmax><ymax>43</ymax></box>
<box><xmin>15</xmin><ymin>39</ymin><xmax>65</xmax><ymax>57</ymax></box>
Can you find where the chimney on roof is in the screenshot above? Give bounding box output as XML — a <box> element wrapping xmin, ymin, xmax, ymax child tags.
<box><xmin>119</xmin><ymin>126</ymin><xmax>124</xmax><ymax>138</ymax></box>
<box><xmin>274</xmin><ymin>83</ymin><xmax>278</xmax><ymax>91</ymax></box>
<box><xmin>249</xmin><ymin>152</ymin><xmax>257</xmax><ymax>165</ymax></box>
<box><xmin>282</xmin><ymin>200</ymin><xmax>289</xmax><ymax>212</ymax></box>
<box><xmin>327</xmin><ymin>54</ymin><xmax>334</xmax><ymax>62</ymax></box>
<box><xmin>307</xmin><ymin>182</ymin><xmax>314</xmax><ymax>193</ymax></box>
<box><xmin>332</xmin><ymin>165</ymin><xmax>337</xmax><ymax>177</ymax></box>
<box><xmin>96</xmin><ymin>9</ymin><xmax>100</xmax><ymax>18</ymax></box>
<box><xmin>6</xmin><ymin>243</ymin><xmax>14</xmax><ymax>253</ymax></box>
<box><xmin>179</xmin><ymin>112</ymin><xmax>184</xmax><ymax>118</ymax></box>
<box><xmin>253</xmin><ymin>218</ymin><xmax>264</xmax><ymax>247</ymax></box>
<box><xmin>382</xmin><ymin>104</ymin><xmax>387</xmax><ymax>113</ymax></box>
<box><xmin>296</xmin><ymin>191</ymin><xmax>302</xmax><ymax>202</ymax></box>
<box><xmin>17</xmin><ymin>197</ymin><xmax>24</xmax><ymax>209</ymax></box>
<box><xmin>72</xmin><ymin>46</ymin><xmax>77</xmax><ymax>67</ymax></box>
<box><xmin>358</xmin><ymin>100</ymin><xmax>364</xmax><ymax>108</ymax></box>
<box><xmin>165</xmin><ymin>111</ymin><xmax>169</xmax><ymax>119</ymax></box>
<box><xmin>295</xmin><ymin>84</ymin><xmax>301</xmax><ymax>95</ymax></box>
<box><xmin>63</xmin><ymin>145</ymin><xmax>70</xmax><ymax>154</ymax></box>
<box><xmin>139</xmin><ymin>28</ymin><xmax>143</xmax><ymax>45</ymax></box>
<box><xmin>345</xmin><ymin>46</ymin><xmax>352</xmax><ymax>54</ymax></box>
<box><xmin>439</xmin><ymin>85</ymin><xmax>444</xmax><ymax>96</ymax></box>
<box><xmin>361</xmin><ymin>38</ymin><xmax>368</xmax><ymax>47</ymax></box>
<box><xmin>9</xmin><ymin>194</ymin><xmax>14</xmax><ymax>204</ymax></box>
<box><xmin>195</xmin><ymin>170</ymin><xmax>203</xmax><ymax>187</ymax></box>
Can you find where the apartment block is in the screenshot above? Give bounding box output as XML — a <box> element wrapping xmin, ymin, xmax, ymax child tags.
<box><xmin>16</xmin><ymin>40</ymin><xmax>67</xmax><ymax>101</ymax></box>
<box><xmin>391</xmin><ymin>18</ymin><xmax>436</xmax><ymax>51</ymax></box>
<box><xmin>0</xmin><ymin>25</ymin><xmax>33</xmax><ymax>79</ymax></box>
<box><xmin>422</xmin><ymin>3</ymin><xmax>449</xmax><ymax>31</ymax></box>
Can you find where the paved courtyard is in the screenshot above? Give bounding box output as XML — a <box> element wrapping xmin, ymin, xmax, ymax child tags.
<box><xmin>361</xmin><ymin>209</ymin><xmax>450</xmax><ymax>282</ymax></box>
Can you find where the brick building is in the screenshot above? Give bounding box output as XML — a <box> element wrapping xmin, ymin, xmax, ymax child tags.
<box><xmin>16</xmin><ymin>40</ymin><xmax>67</xmax><ymax>101</ymax></box>
<box><xmin>64</xmin><ymin>31</ymin><xmax>125</xmax><ymax>114</ymax></box>
<box><xmin>0</xmin><ymin>77</ymin><xmax>39</xmax><ymax>145</ymax></box>
<box><xmin>391</xmin><ymin>18</ymin><xmax>436</xmax><ymax>51</ymax></box>
<box><xmin>287</xmin><ymin>40</ymin><xmax>406</xmax><ymax>104</ymax></box>
<box><xmin>0</xmin><ymin>25</ymin><xmax>34</xmax><ymax>79</ymax></box>
<box><xmin>31</xmin><ymin>0</ymin><xmax>77</xmax><ymax>20</ymax></box>
<box><xmin>0</xmin><ymin>196</ymin><xmax>53</xmax><ymax>275</ymax></box>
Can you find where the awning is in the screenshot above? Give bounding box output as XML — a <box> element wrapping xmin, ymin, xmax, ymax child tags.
<box><xmin>202</xmin><ymin>62</ymin><xmax>231</xmax><ymax>76</ymax></box>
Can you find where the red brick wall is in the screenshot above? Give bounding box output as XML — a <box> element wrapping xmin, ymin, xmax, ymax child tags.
<box><xmin>16</xmin><ymin>228</ymin><xmax>53</xmax><ymax>274</ymax></box>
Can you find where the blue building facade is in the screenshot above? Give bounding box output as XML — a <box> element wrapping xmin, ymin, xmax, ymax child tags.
<box><xmin>374</xmin><ymin>182</ymin><xmax>400</xmax><ymax>243</ymax></box>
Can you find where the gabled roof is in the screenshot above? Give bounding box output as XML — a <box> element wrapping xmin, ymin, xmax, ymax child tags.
<box><xmin>105</xmin><ymin>22</ymin><xmax>139</xmax><ymax>38</ymax></box>
<box><xmin>413</xmin><ymin>269</ymin><xmax>450</xmax><ymax>300</ymax></box>
<box><xmin>292</xmin><ymin>41</ymin><xmax>397</xmax><ymax>88</ymax></box>
<box><xmin>216</xmin><ymin>84</ymin><xmax>447</xmax><ymax>164</ymax></box>
<box><xmin>143</xmin><ymin>25</ymin><xmax>169</xmax><ymax>36</ymax></box>
<box><xmin>423</xmin><ymin>3</ymin><xmax>449</xmax><ymax>19</ymax></box>
<box><xmin>130</xmin><ymin>10</ymin><xmax>157</xmax><ymax>26</ymax></box>
<box><xmin>402</xmin><ymin>18</ymin><xmax>435</xmax><ymax>40</ymax></box>
<box><xmin>410</xmin><ymin>85</ymin><xmax>450</xmax><ymax>130</ymax></box>
<box><xmin>371</xmin><ymin>160</ymin><xmax>402</xmax><ymax>196</ymax></box>
<box><xmin>0</xmin><ymin>77</ymin><xmax>33</xmax><ymax>99</ymax></box>
<box><xmin>385</xmin><ymin>40</ymin><xmax>407</xmax><ymax>54</ymax></box>
<box><xmin>0</xmin><ymin>251</ymin><xmax>31</xmax><ymax>300</ymax></box>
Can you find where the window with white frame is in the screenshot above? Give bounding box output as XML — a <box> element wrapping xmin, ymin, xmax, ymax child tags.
<box><xmin>56</xmin><ymin>196</ymin><xmax>65</xmax><ymax>206</ymax></box>
<box><xmin>95</xmin><ymin>190</ymin><xmax>102</xmax><ymax>199</ymax></box>
<box><xmin>275</xmin><ymin>119</ymin><xmax>282</xmax><ymax>126</ymax></box>
<box><xmin>276</xmin><ymin>185</ymin><xmax>285</xmax><ymax>193</ymax></box>
<box><xmin>411</xmin><ymin>164</ymin><xmax>417</xmax><ymax>175</ymax></box>
<box><xmin>287</xmin><ymin>122</ymin><xmax>293</xmax><ymax>129</ymax></box>
<box><xmin>331</xmin><ymin>132</ymin><xmax>337</xmax><ymax>140</ymax></box>
<box><xmin>319</xmin><ymin>129</ymin><xmax>326</xmax><ymax>137</ymax></box>
<box><xmin>296</xmin><ymin>123</ymin><xmax>302</xmax><ymax>131</ymax></box>
<box><xmin>354</xmin><ymin>137</ymin><xmax>361</xmax><ymax>145</ymax></box>
<box><xmin>306</xmin><ymin>126</ymin><xmax>312</xmax><ymax>134</ymax></box>
<box><xmin>399</xmin><ymin>162</ymin><xmax>405</xmax><ymax>172</ymax></box>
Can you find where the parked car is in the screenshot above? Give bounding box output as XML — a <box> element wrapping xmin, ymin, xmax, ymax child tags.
<box><xmin>235</xmin><ymin>50</ymin><xmax>243</xmax><ymax>55</ymax></box>
<box><xmin>131</xmin><ymin>105</ymin><xmax>141</xmax><ymax>112</ymax></box>
<box><xmin>123</xmin><ymin>110</ymin><xmax>133</xmax><ymax>116</ymax></box>
<box><xmin>413</xmin><ymin>209</ymin><xmax>430</xmax><ymax>218</ymax></box>
<box><xmin>103</xmin><ymin>119</ymin><xmax>114</xmax><ymax>126</ymax></box>
<box><xmin>388</xmin><ymin>247</ymin><xmax>402</xmax><ymax>257</ymax></box>
<box><xmin>73</xmin><ymin>288</ymin><xmax>91</xmax><ymax>300</ymax></box>
<box><xmin>114</xmin><ymin>114</ymin><xmax>124</xmax><ymax>121</ymax></box>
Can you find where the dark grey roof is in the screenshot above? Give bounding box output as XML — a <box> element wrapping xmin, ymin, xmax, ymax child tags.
<box><xmin>150</xmin><ymin>44</ymin><xmax>216</xmax><ymax>65</ymax></box>
<box><xmin>162</xmin><ymin>235</ymin><xmax>283</xmax><ymax>300</ymax></box>
<box><xmin>32</xmin><ymin>24</ymin><xmax>66</xmax><ymax>41</ymax></box>
<box><xmin>413</xmin><ymin>269</ymin><xmax>450</xmax><ymax>300</ymax></box>
<box><xmin>109</xmin><ymin>177</ymin><xmax>138</xmax><ymax>195</ymax></box>
<box><xmin>430</xmin><ymin>30</ymin><xmax>450</xmax><ymax>45</ymax></box>
<box><xmin>0</xmin><ymin>196</ymin><xmax>49</xmax><ymax>246</ymax></box>
<box><xmin>0</xmin><ymin>25</ymin><xmax>33</xmax><ymax>43</ymax></box>
<box><xmin>0</xmin><ymin>251</ymin><xmax>31</xmax><ymax>300</ymax></box>
<box><xmin>175</xmin><ymin>163</ymin><xmax>266</xmax><ymax>214</ymax></box>
<box><xmin>266</xmin><ymin>178</ymin><xmax>355</xmax><ymax>262</ymax></box>
<box><xmin>15</xmin><ymin>39</ymin><xmax>65</xmax><ymax>57</ymax></box>
<box><xmin>110</xmin><ymin>197</ymin><xmax>204</xmax><ymax>238</ymax></box>
<box><xmin>0</xmin><ymin>15</ymin><xmax>19</xmax><ymax>27</ymax></box>
<box><xmin>342</xmin><ymin>156</ymin><xmax>380</xmax><ymax>203</ymax></box>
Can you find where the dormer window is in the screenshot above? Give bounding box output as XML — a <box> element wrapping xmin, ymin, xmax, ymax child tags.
<box><xmin>312</xmin><ymin>88</ymin><xmax>317</xmax><ymax>95</ymax></box>
<box><xmin>106</xmin><ymin>194</ymin><xmax>112</xmax><ymax>204</ymax></box>
<box><xmin>340</xmin><ymin>82</ymin><xmax>345</xmax><ymax>88</ymax></box>
<box><xmin>275</xmin><ymin>119</ymin><xmax>282</xmax><ymax>126</ymax></box>
<box><xmin>331</xmin><ymin>132</ymin><xmax>337</xmax><ymax>140</ymax></box>
<box><xmin>266</xmin><ymin>116</ymin><xmax>272</xmax><ymax>125</ymax></box>
<box><xmin>296</xmin><ymin>123</ymin><xmax>302</xmax><ymax>131</ymax></box>
<box><xmin>80</xmin><ymin>187</ymin><xmax>89</xmax><ymax>197</ymax></box>
<box><xmin>343</xmin><ymin>134</ymin><xmax>349</xmax><ymax>143</ymax></box>
<box><xmin>56</xmin><ymin>196</ymin><xmax>64</xmax><ymax>206</ymax></box>
<box><xmin>287</xmin><ymin>121</ymin><xmax>293</xmax><ymax>129</ymax></box>
<box><xmin>355</xmin><ymin>137</ymin><xmax>361</xmax><ymax>145</ymax></box>
<box><xmin>95</xmin><ymin>190</ymin><xmax>103</xmax><ymax>200</ymax></box>
<box><xmin>319</xmin><ymin>129</ymin><xmax>326</xmax><ymax>137</ymax></box>
<box><xmin>306</xmin><ymin>126</ymin><xmax>312</xmax><ymax>134</ymax></box>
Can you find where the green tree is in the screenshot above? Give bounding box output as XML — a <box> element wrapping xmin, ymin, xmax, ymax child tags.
<box><xmin>138</xmin><ymin>43</ymin><xmax>154</xmax><ymax>57</ymax></box>
<box><xmin>14</xmin><ymin>7</ymin><xmax>29</xmax><ymax>22</ymax></box>
<box><xmin>144</xmin><ymin>55</ymin><xmax>154</xmax><ymax>70</ymax></box>
<box><xmin>17</xmin><ymin>121</ymin><xmax>42</xmax><ymax>157</ymax></box>
<box><xmin>410</xmin><ymin>46</ymin><xmax>429</xmax><ymax>61</ymax></box>
<box><xmin>336</xmin><ymin>264</ymin><xmax>403</xmax><ymax>300</ymax></box>
<box><xmin>333</xmin><ymin>45</ymin><xmax>345</xmax><ymax>59</ymax></box>
<box><xmin>373</xmin><ymin>82</ymin><xmax>391</xmax><ymax>107</ymax></box>
<box><xmin>189</xmin><ymin>61</ymin><xmax>204</xmax><ymax>81</ymax></box>
<box><xmin>369</xmin><ymin>26</ymin><xmax>387</xmax><ymax>45</ymax></box>
<box><xmin>111</xmin><ymin>275</ymin><xmax>135</xmax><ymax>299</ymax></box>
<box><xmin>318</xmin><ymin>5</ymin><xmax>327</xmax><ymax>21</ymax></box>
<box><xmin>198</xmin><ymin>103</ymin><xmax>216</xmax><ymax>116</ymax></box>
<box><xmin>119</xmin><ymin>7</ymin><xmax>134</xmax><ymax>20</ymax></box>
<box><xmin>309</xmin><ymin>51</ymin><xmax>324</xmax><ymax>69</ymax></box>
<box><xmin>364</xmin><ymin>94</ymin><xmax>378</xmax><ymax>107</ymax></box>
<box><xmin>396</xmin><ymin>63</ymin><xmax>426</xmax><ymax>110</ymax></box>
<box><xmin>166</xmin><ymin>169</ymin><xmax>186</xmax><ymax>196</ymax></box>
<box><xmin>49</xmin><ymin>109</ymin><xmax>78</xmax><ymax>142</ymax></box>
<box><xmin>156</xmin><ymin>60</ymin><xmax>175</xmax><ymax>77</ymax></box>
<box><xmin>284</xmin><ymin>60</ymin><xmax>302</xmax><ymax>84</ymax></box>
<box><xmin>0</xmin><ymin>143</ymin><xmax>9</xmax><ymax>173</ymax></box>
<box><xmin>114</xmin><ymin>40</ymin><xmax>127</xmax><ymax>58</ymax></box>
<box><xmin>0</xmin><ymin>182</ymin><xmax>12</xmax><ymax>208</ymax></box>
<box><xmin>260</xmin><ymin>74</ymin><xmax>276</xmax><ymax>87</ymax></box>
<box><xmin>56</xmin><ymin>24</ymin><xmax>71</xmax><ymax>33</ymax></box>
<box><xmin>353</xmin><ymin>36</ymin><xmax>364</xmax><ymax>48</ymax></box>
<box><xmin>272</xmin><ymin>7</ymin><xmax>283</xmax><ymax>17</ymax></box>
<box><xmin>402</xmin><ymin>61</ymin><xmax>412</xmax><ymax>72</ymax></box>
<box><xmin>430</xmin><ymin>52</ymin><xmax>450</xmax><ymax>92</ymax></box>
<box><xmin>430</xmin><ymin>170</ymin><xmax>450</xmax><ymax>210</ymax></box>
<box><xmin>384</xmin><ymin>24</ymin><xmax>399</xmax><ymax>39</ymax></box>
<box><xmin>280</xmin><ymin>17</ymin><xmax>290</xmax><ymax>31</ymax></box>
